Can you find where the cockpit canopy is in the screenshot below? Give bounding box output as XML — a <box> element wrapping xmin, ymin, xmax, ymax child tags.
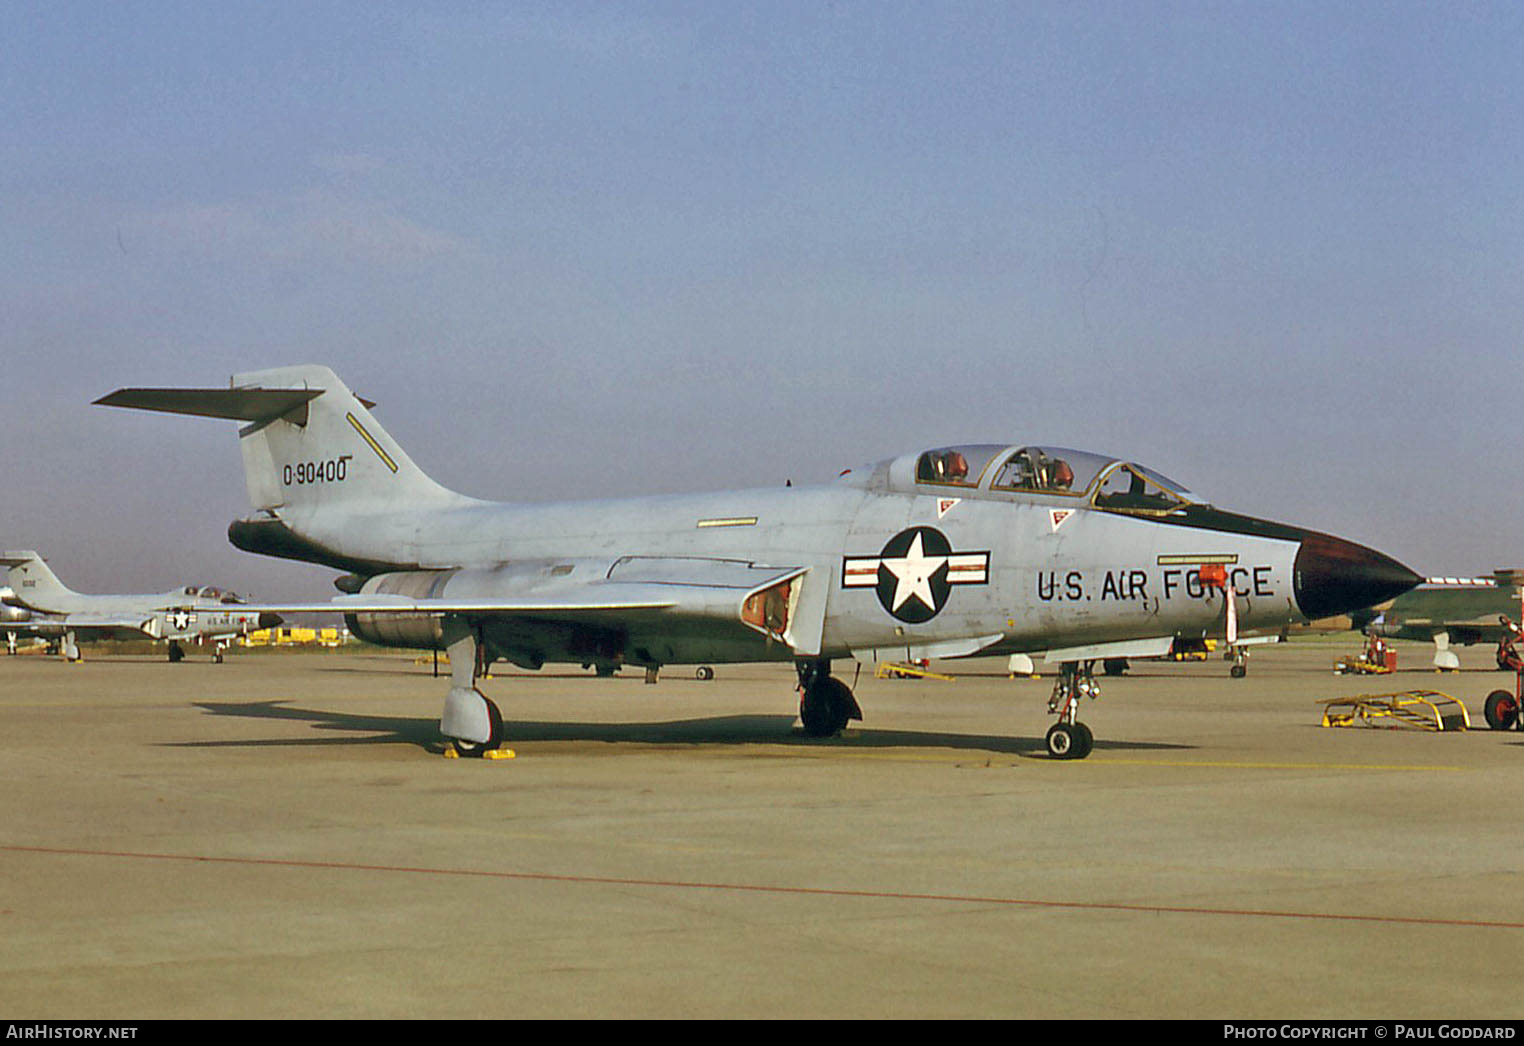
<box><xmin>907</xmin><ymin>444</ymin><xmax>1198</xmax><ymax>514</ymax></box>
<box><xmin>182</xmin><ymin>585</ymin><xmax>245</xmax><ymax>604</ymax></box>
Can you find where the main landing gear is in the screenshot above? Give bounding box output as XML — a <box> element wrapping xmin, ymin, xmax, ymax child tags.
<box><xmin>796</xmin><ymin>660</ymin><xmax>862</xmax><ymax>737</ymax></box>
<box><xmin>1045</xmin><ymin>660</ymin><xmax>1097</xmax><ymax>760</ymax></box>
<box><xmin>439</xmin><ymin>624</ymin><xmax>510</xmax><ymax>758</ymax></box>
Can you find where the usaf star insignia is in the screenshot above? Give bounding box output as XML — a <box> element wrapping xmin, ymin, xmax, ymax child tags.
<box><xmin>842</xmin><ymin>526</ymin><xmax>990</xmax><ymax>623</ymax></box>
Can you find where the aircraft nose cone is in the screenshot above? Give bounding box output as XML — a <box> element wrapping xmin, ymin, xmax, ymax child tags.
<box><xmin>258</xmin><ymin>612</ymin><xmax>284</xmax><ymax>630</ymax></box>
<box><xmin>1293</xmin><ymin>533</ymin><xmax>1421</xmax><ymax>620</ymax></box>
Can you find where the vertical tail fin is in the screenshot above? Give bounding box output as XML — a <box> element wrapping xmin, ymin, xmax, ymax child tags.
<box><xmin>228</xmin><ymin>364</ymin><xmax>466</xmax><ymax>514</ymax></box>
<box><xmin>0</xmin><ymin>551</ymin><xmax>79</xmax><ymax>612</ymax></box>
<box><xmin>97</xmin><ymin>364</ymin><xmax>470</xmax><ymax>516</ymax></box>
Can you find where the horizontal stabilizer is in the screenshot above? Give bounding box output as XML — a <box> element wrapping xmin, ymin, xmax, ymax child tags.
<box><xmin>94</xmin><ymin>387</ymin><xmax>323</xmax><ymax>426</ymax></box>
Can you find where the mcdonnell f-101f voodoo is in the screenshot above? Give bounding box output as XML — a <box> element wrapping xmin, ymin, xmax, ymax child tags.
<box><xmin>96</xmin><ymin>365</ymin><xmax>1420</xmax><ymax>759</ymax></box>
<box><xmin>1</xmin><ymin>551</ymin><xmax>280</xmax><ymax>661</ymax></box>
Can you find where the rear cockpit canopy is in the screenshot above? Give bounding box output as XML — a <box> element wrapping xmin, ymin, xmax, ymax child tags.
<box><xmin>895</xmin><ymin>444</ymin><xmax>1198</xmax><ymax>515</ymax></box>
<box><xmin>182</xmin><ymin>585</ymin><xmax>245</xmax><ymax>604</ymax></box>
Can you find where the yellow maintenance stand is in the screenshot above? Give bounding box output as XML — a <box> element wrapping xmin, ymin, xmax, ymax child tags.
<box><xmin>1319</xmin><ymin>690</ymin><xmax>1471</xmax><ymax>732</ymax></box>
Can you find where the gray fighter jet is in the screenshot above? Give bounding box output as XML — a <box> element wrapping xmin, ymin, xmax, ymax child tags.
<box><xmin>97</xmin><ymin>365</ymin><xmax>1419</xmax><ymax>759</ymax></box>
<box><xmin>0</xmin><ymin>551</ymin><xmax>280</xmax><ymax>662</ymax></box>
<box><xmin>1</xmin><ymin>585</ymin><xmax>48</xmax><ymax>655</ymax></box>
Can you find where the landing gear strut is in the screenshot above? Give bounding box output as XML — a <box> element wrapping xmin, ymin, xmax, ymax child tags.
<box><xmin>1228</xmin><ymin>645</ymin><xmax>1249</xmax><ymax>678</ymax></box>
<box><xmin>439</xmin><ymin>621</ymin><xmax>507</xmax><ymax>757</ymax></box>
<box><xmin>1045</xmin><ymin>660</ymin><xmax>1096</xmax><ymax>759</ymax></box>
<box><xmin>796</xmin><ymin>660</ymin><xmax>862</xmax><ymax>737</ymax></box>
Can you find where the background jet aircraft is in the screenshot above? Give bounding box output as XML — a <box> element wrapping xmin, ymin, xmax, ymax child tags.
<box><xmin>97</xmin><ymin>365</ymin><xmax>1419</xmax><ymax>759</ymax></box>
<box><xmin>1355</xmin><ymin>571</ymin><xmax>1524</xmax><ymax>670</ymax></box>
<box><xmin>1</xmin><ymin>551</ymin><xmax>281</xmax><ymax>662</ymax></box>
<box><xmin>1</xmin><ymin>584</ymin><xmax>53</xmax><ymax>655</ymax></box>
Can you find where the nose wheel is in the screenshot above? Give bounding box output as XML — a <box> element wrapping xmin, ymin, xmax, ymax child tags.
<box><xmin>1045</xmin><ymin>660</ymin><xmax>1098</xmax><ymax>759</ymax></box>
<box><xmin>1045</xmin><ymin>720</ymin><xmax>1094</xmax><ymax>760</ymax></box>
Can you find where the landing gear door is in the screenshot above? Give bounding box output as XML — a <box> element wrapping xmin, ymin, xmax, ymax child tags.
<box><xmin>739</xmin><ymin>566</ymin><xmax>829</xmax><ymax>657</ymax></box>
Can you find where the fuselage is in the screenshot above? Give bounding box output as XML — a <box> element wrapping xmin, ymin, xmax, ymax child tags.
<box><xmin>232</xmin><ymin>446</ymin><xmax>1416</xmax><ymax>670</ymax></box>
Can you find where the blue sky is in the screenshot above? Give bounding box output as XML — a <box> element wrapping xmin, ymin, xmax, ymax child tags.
<box><xmin>3</xmin><ymin>2</ymin><xmax>1521</xmax><ymax>598</ymax></box>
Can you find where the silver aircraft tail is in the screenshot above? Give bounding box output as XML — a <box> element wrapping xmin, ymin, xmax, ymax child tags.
<box><xmin>0</xmin><ymin>551</ymin><xmax>80</xmax><ymax>613</ymax></box>
<box><xmin>97</xmin><ymin>365</ymin><xmax>476</xmax><ymax>572</ymax></box>
<box><xmin>229</xmin><ymin>364</ymin><xmax>467</xmax><ymax>515</ymax></box>
<box><xmin>97</xmin><ymin>364</ymin><xmax>467</xmax><ymax>516</ymax></box>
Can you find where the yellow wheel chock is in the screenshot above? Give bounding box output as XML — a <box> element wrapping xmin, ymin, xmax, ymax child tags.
<box><xmin>874</xmin><ymin>662</ymin><xmax>955</xmax><ymax>682</ymax></box>
<box><xmin>1319</xmin><ymin>690</ymin><xmax>1471</xmax><ymax>732</ymax></box>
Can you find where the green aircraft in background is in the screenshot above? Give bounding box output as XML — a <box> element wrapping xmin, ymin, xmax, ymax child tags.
<box><xmin>1357</xmin><ymin>571</ymin><xmax>1524</xmax><ymax>671</ymax></box>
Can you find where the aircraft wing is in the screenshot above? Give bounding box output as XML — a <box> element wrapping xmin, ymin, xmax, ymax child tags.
<box><xmin>259</xmin><ymin>590</ymin><xmax>684</xmax><ymax>615</ymax></box>
<box><xmin>20</xmin><ymin>614</ymin><xmax>159</xmax><ymax>640</ymax></box>
<box><xmin>229</xmin><ymin>559</ymin><xmax>814</xmax><ymax>647</ymax></box>
<box><xmin>1228</xmin><ymin>633</ymin><xmax>1284</xmax><ymax>648</ymax></box>
<box><xmin>1042</xmin><ymin>635</ymin><xmax>1178</xmax><ymax>662</ymax></box>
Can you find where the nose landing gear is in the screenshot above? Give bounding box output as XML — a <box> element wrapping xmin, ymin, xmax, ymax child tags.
<box><xmin>1045</xmin><ymin>660</ymin><xmax>1097</xmax><ymax>759</ymax></box>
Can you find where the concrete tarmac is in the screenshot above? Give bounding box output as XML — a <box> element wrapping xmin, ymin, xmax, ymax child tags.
<box><xmin>2</xmin><ymin>639</ymin><xmax>1521</xmax><ymax>1019</ymax></box>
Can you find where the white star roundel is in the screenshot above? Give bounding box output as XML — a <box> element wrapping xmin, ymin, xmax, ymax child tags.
<box><xmin>842</xmin><ymin>526</ymin><xmax>990</xmax><ymax>623</ymax></box>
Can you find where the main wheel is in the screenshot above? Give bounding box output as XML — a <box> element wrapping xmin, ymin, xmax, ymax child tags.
<box><xmin>1484</xmin><ymin>690</ymin><xmax>1519</xmax><ymax>731</ymax></box>
<box><xmin>800</xmin><ymin>677</ymin><xmax>854</xmax><ymax>737</ymax></box>
<box><xmin>451</xmin><ymin>694</ymin><xmax>506</xmax><ymax>757</ymax></box>
<box><xmin>695</xmin><ymin>665</ymin><xmax>714</xmax><ymax>681</ymax></box>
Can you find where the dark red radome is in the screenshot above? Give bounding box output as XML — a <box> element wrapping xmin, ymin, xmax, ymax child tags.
<box><xmin>1293</xmin><ymin>532</ymin><xmax>1421</xmax><ymax>621</ymax></box>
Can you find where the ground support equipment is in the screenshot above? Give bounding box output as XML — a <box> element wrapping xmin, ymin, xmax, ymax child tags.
<box><xmin>1319</xmin><ymin>690</ymin><xmax>1470</xmax><ymax>732</ymax></box>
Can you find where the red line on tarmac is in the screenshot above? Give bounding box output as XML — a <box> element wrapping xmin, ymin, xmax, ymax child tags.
<box><xmin>5</xmin><ymin>843</ymin><xmax>1521</xmax><ymax>931</ymax></box>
